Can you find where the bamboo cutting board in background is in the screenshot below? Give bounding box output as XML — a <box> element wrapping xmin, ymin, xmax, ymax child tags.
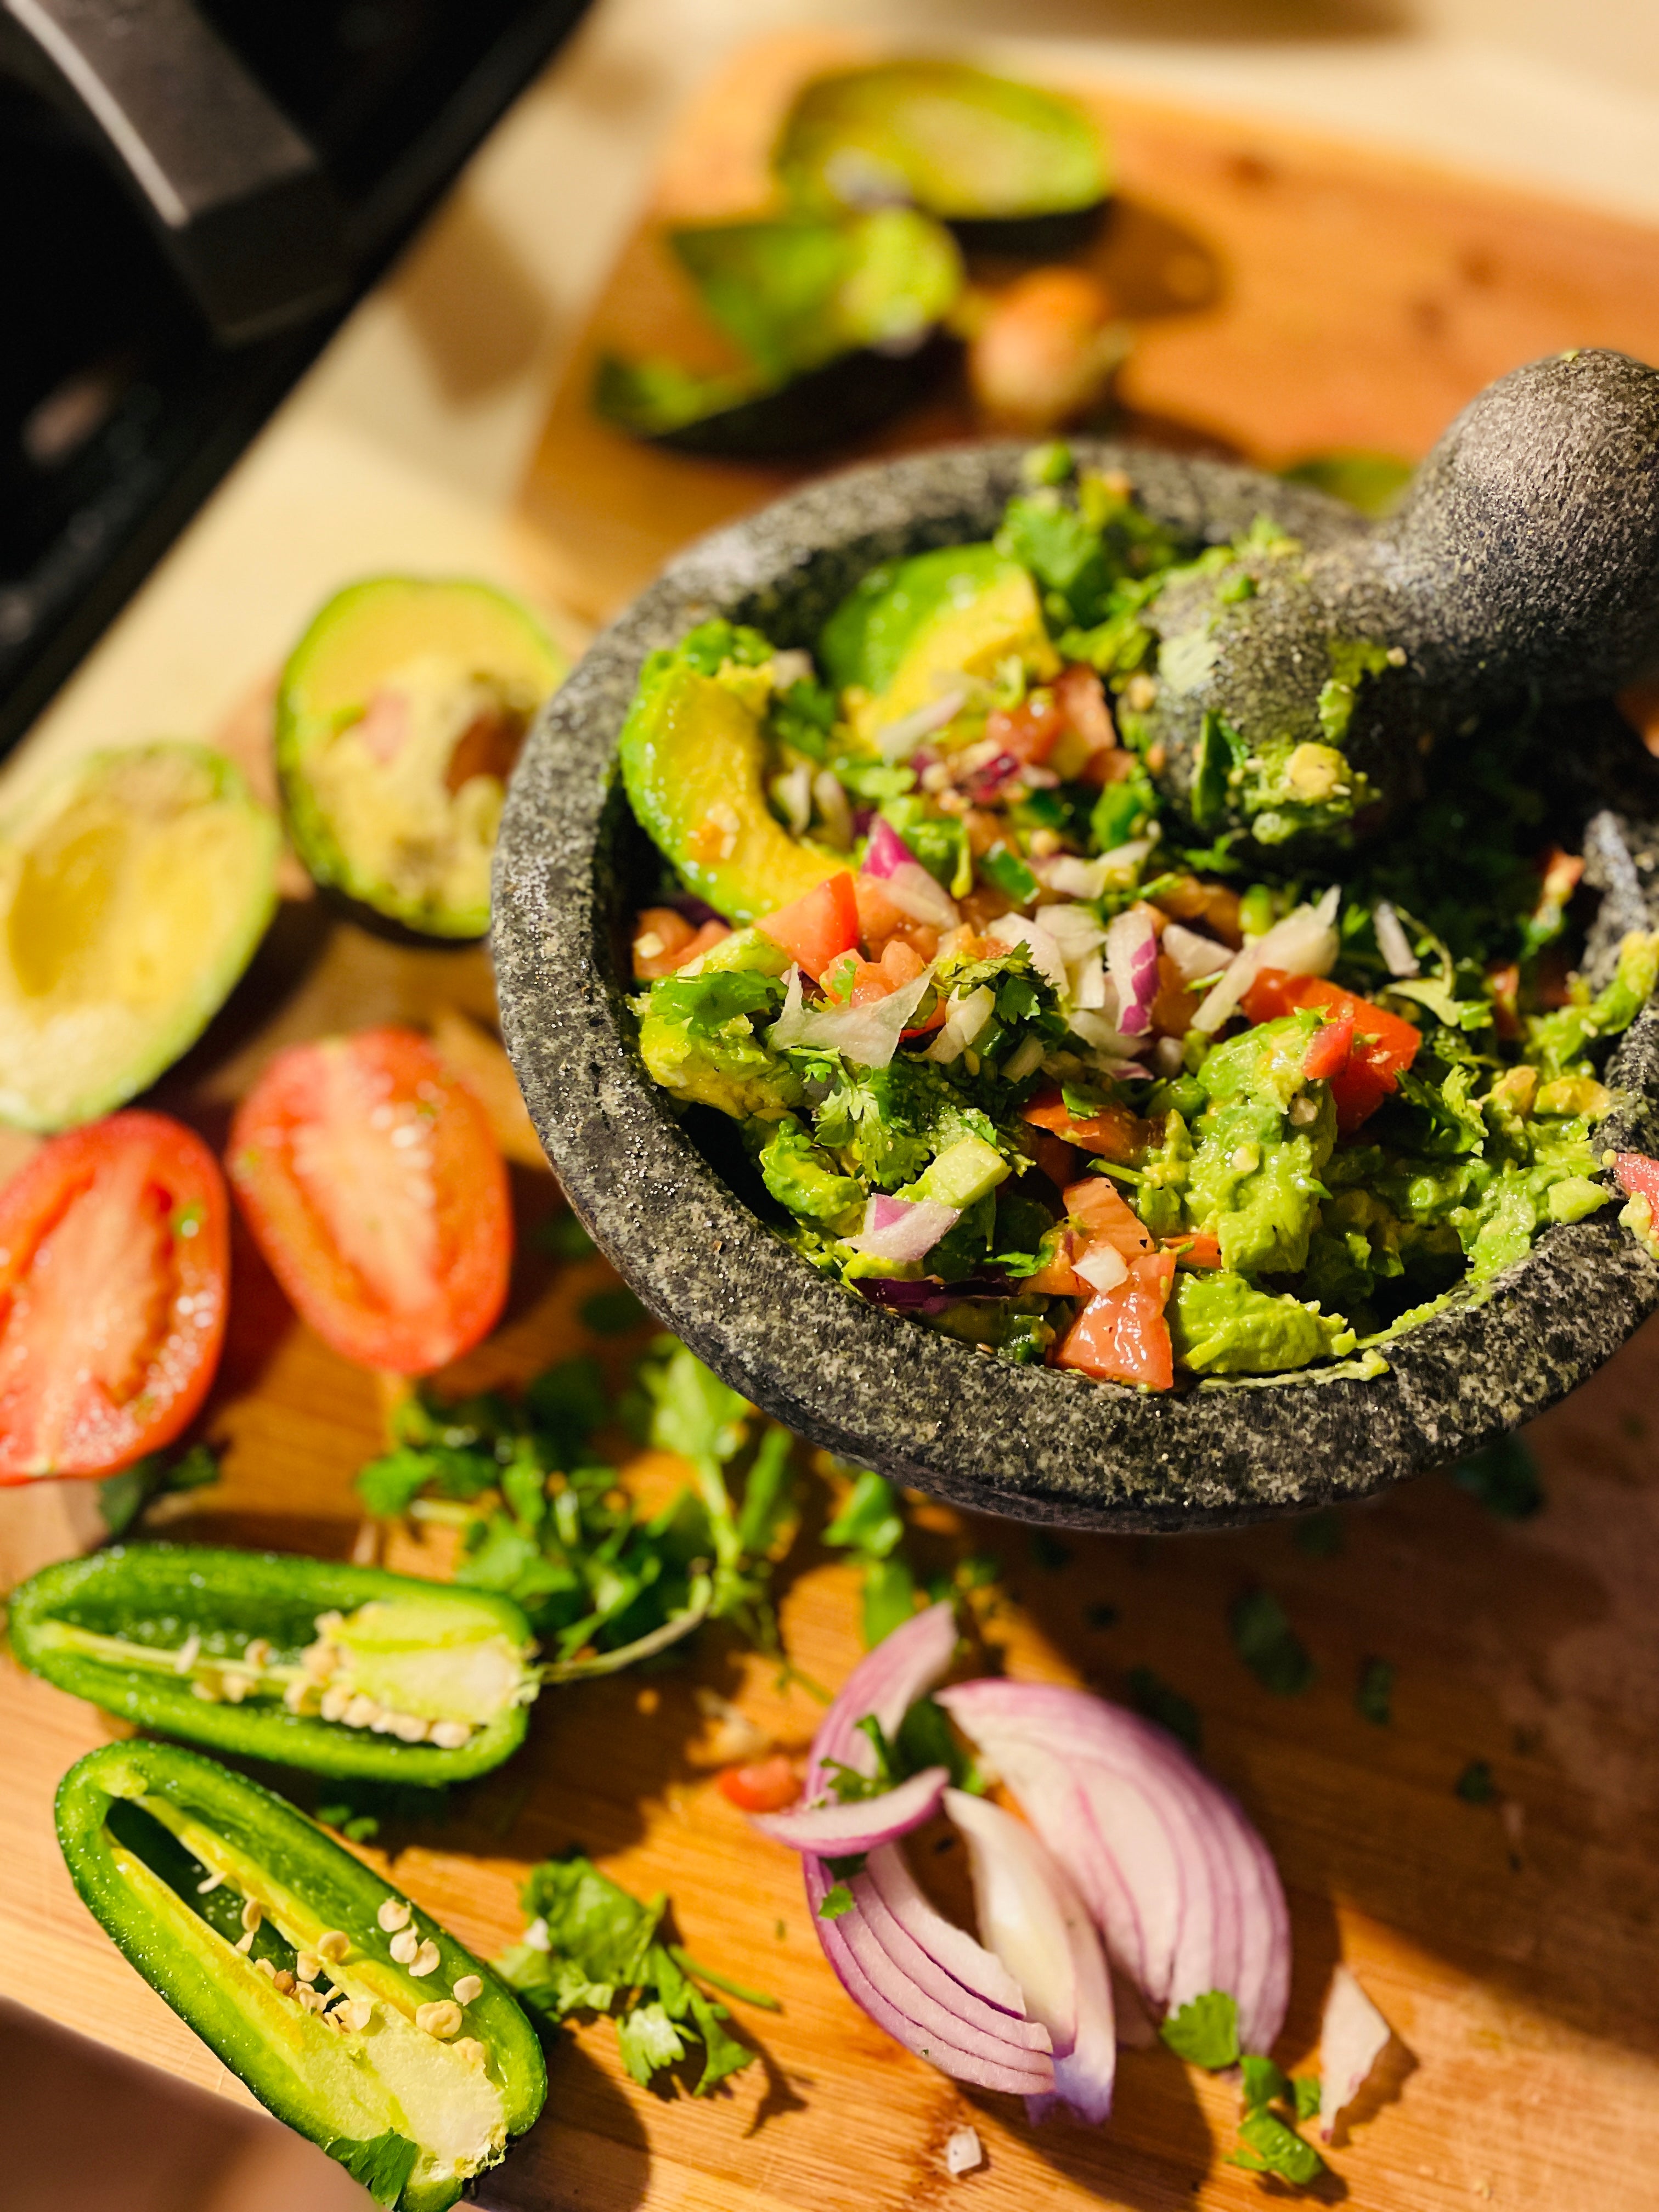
<box><xmin>8</xmin><ymin>30</ymin><xmax>1659</xmax><ymax>2212</ymax></box>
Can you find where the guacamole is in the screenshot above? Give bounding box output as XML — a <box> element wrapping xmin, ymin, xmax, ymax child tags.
<box><xmin>616</xmin><ymin>447</ymin><xmax>1658</xmax><ymax>1390</ymax></box>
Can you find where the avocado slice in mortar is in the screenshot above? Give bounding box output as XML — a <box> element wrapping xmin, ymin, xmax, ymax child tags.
<box><xmin>619</xmin><ymin>657</ymin><xmax>842</xmax><ymax>924</ymax></box>
<box><xmin>278</xmin><ymin>578</ymin><xmax>567</xmax><ymax>942</ymax></box>
<box><xmin>0</xmin><ymin>743</ymin><xmax>279</xmax><ymax>1131</ymax></box>
<box><xmin>596</xmin><ymin>207</ymin><xmax>962</xmax><ymax>459</ymax></box>
<box><xmin>775</xmin><ymin>60</ymin><xmax>1110</xmax><ymax>255</ymax></box>
<box><xmin>819</xmin><ymin>541</ymin><xmax>1058</xmax><ymax>753</ymax></box>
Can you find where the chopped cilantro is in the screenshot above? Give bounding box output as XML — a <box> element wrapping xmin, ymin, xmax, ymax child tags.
<box><xmin>647</xmin><ymin>968</ymin><xmax>786</xmax><ymax>1037</ymax></box>
<box><xmin>97</xmin><ymin>1442</ymin><xmax>220</xmax><ymax>1539</ymax></box>
<box><xmin>1293</xmin><ymin>2074</ymin><xmax>1322</xmax><ymax>2122</ymax></box>
<box><xmin>537</xmin><ymin>1210</ymin><xmax>597</xmax><ymax>1260</ymax></box>
<box><xmin>1357</xmin><ymin>1656</ymin><xmax>1395</xmax><ymax>1726</ymax></box>
<box><xmin>580</xmin><ymin>1287</ymin><xmax>648</xmax><ymax>1336</ymax></box>
<box><xmin>1455</xmin><ymin>1759</ymin><xmax>1496</xmax><ymax>1805</ymax></box>
<box><xmin>1230</xmin><ymin>2107</ymin><xmax>1328</xmax><ymax>2185</ymax></box>
<box><xmin>324</xmin><ymin>2130</ymin><xmax>421</xmax><ymax>2205</ymax></box>
<box><xmin>818</xmin><ymin>1884</ymin><xmax>855</xmax><ymax>1921</ymax></box>
<box><xmin>822</xmin><ymin>1468</ymin><xmax>921</xmax><ymax>1647</ymax></box>
<box><xmin>1160</xmin><ymin>1988</ymin><xmax>1240</xmax><ymax>2068</ymax></box>
<box><xmin>1127</xmin><ymin>1667</ymin><xmax>1201</xmax><ymax>1754</ymax></box>
<box><xmin>1453</xmin><ymin>1434</ymin><xmax>1543</xmax><ymax>1520</ymax></box>
<box><xmin>1292</xmin><ymin>1508</ymin><xmax>1345</xmax><ymax>1559</ymax></box>
<box><xmin>1240</xmin><ymin>2053</ymin><xmax>1290</xmax><ymax>2109</ymax></box>
<box><xmin>1231</xmin><ymin>1589</ymin><xmax>1316</xmax><ymax>1696</ymax></box>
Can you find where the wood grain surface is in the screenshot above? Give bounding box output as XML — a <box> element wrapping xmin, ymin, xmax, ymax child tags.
<box><xmin>8</xmin><ymin>32</ymin><xmax>1659</xmax><ymax>2212</ymax></box>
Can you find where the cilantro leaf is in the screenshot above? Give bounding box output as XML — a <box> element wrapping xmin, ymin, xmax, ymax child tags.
<box><xmin>1357</xmin><ymin>1656</ymin><xmax>1395</xmax><ymax>1726</ymax></box>
<box><xmin>647</xmin><ymin>968</ymin><xmax>786</xmax><ymax>1038</ymax></box>
<box><xmin>818</xmin><ymin>1884</ymin><xmax>855</xmax><ymax>1921</ymax></box>
<box><xmin>1229</xmin><ymin>2107</ymin><xmax>1328</xmax><ymax>2185</ymax></box>
<box><xmin>1231</xmin><ymin>1589</ymin><xmax>1316</xmax><ymax>1696</ymax></box>
<box><xmin>1452</xmin><ymin>1433</ymin><xmax>1543</xmax><ymax>1520</ymax></box>
<box><xmin>617</xmin><ymin>2000</ymin><xmax>689</xmax><ymax>2085</ymax></box>
<box><xmin>1160</xmin><ymin>1989</ymin><xmax>1240</xmax><ymax>2069</ymax></box>
<box><xmin>1455</xmin><ymin>1758</ymin><xmax>1496</xmax><ymax>1805</ymax></box>
<box><xmin>1240</xmin><ymin>2053</ymin><xmax>1289</xmax><ymax>2111</ymax></box>
<box><xmin>324</xmin><ymin>2131</ymin><xmax>421</xmax><ymax>2207</ymax></box>
<box><xmin>1293</xmin><ymin>2074</ymin><xmax>1322</xmax><ymax>2122</ymax></box>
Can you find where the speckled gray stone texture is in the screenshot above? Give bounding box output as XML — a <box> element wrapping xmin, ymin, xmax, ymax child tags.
<box><xmin>1140</xmin><ymin>349</ymin><xmax>1659</xmax><ymax>847</ymax></box>
<box><xmin>493</xmin><ymin>430</ymin><xmax>1659</xmax><ymax>1531</ymax></box>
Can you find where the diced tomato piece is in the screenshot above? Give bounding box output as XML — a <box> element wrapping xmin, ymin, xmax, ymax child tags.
<box><xmin>1054</xmin><ymin>1250</ymin><xmax>1176</xmax><ymax>1389</ymax></box>
<box><xmin>757</xmin><ymin>871</ymin><xmax>860</xmax><ymax>981</ymax></box>
<box><xmin>1302</xmin><ymin>1009</ymin><xmax>1355</xmax><ymax>1082</ymax></box>
<box><xmin>718</xmin><ymin>1755</ymin><xmax>802</xmax><ymax>1813</ymax></box>
<box><xmin>1054</xmin><ymin>663</ymin><xmax>1115</xmax><ymax>753</ymax></box>
<box><xmin>632</xmin><ymin>906</ymin><xmax>696</xmax><ymax>979</ymax></box>
<box><xmin>1023</xmin><ymin>1088</ymin><xmax>1143</xmax><ymax>1163</ymax></box>
<box><xmin>1026</xmin><ymin>1130</ymin><xmax>1082</xmax><ymax>1191</ymax></box>
<box><xmin>1241</xmin><ymin>967</ymin><xmax>1421</xmax><ymax>1134</ymax></box>
<box><xmin>1487</xmin><ymin>960</ymin><xmax>1521</xmax><ymax>1041</ymax></box>
<box><xmin>229</xmin><ymin>1029</ymin><xmax>511</xmax><ymax>1375</ymax></box>
<box><xmin>984</xmin><ymin>690</ymin><xmax>1064</xmax><ymax>767</ymax></box>
<box><xmin>0</xmin><ymin>1114</ymin><xmax>229</xmax><ymax>1482</ymax></box>
<box><xmin>1165</xmin><ymin>1232</ymin><xmax>1224</xmax><ymax>1269</ymax></box>
<box><xmin>1614</xmin><ymin>1153</ymin><xmax>1659</xmax><ymax>1210</ymax></box>
<box><xmin>1024</xmin><ymin>1228</ymin><xmax>1089</xmax><ymax>1296</ymax></box>
<box><xmin>854</xmin><ymin>873</ymin><xmax>906</xmax><ymax>945</ymax></box>
<box><xmin>1149</xmin><ymin>875</ymin><xmax>1244</xmax><ymax>948</ymax></box>
<box><xmin>1062</xmin><ymin>1176</ymin><xmax>1155</xmax><ymax>1258</ymax></box>
<box><xmin>1149</xmin><ymin>953</ymin><xmax>1203</xmax><ymax>1040</ymax></box>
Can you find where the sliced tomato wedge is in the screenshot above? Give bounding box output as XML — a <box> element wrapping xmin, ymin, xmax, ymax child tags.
<box><xmin>229</xmin><ymin>1029</ymin><xmax>511</xmax><ymax>1374</ymax></box>
<box><xmin>717</xmin><ymin>1754</ymin><xmax>802</xmax><ymax>1813</ymax></box>
<box><xmin>1022</xmin><ymin>1087</ymin><xmax>1143</xmax><ymax>1162</ymax></box>
<box><xmin>1241</xmin><ymin>968</ymin><xmax>1421</xmax><ymax>1134</ymax></box>
<box><xmin>1054</xmin><ymin>1250</ymin><xmax>1176</xmax><ymax>1389</ymax></box>
<box><xmin>757</xmin><ymin>872</ymin><xmax>860</xmax><ymax>981</ymax></box>
<box><xmin>0</xmin><ymin>1113</ymin><xmax>228</xmax><ymax>1482</ymax></box>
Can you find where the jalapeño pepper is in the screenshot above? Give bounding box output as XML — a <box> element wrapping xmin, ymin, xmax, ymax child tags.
<box><xmin>57</xmin><ymin>1740</ymin><xmax>545</xmax><ymax>2210</ymax></box>
<box><xmin>9</xmin><ymin>1546</ymin><xmax>538</xmax><ymax>1782</ymax></box>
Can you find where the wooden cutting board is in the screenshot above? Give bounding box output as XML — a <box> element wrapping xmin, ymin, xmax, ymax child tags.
<box><xmin>8</xmin><ymin>32</ymin><xmax>1659</xmax><ymax>2212</ymax></box>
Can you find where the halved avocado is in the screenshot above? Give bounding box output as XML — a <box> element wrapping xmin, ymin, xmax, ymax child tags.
<box><xmin>0</xmin><ymin>743</ymin><xmax>279</xmax><ymax>1131</ymax></box>
<box><xmin>819</xmin><ymin>542</ymin><xmax>1058</xmax><ymax>748</ymax></box>
<box><xmin>618</xmin><ymin>662</ymin><xmax>841</xmax><ymax>923</ymax></box>
<box><xmin>277</xmin><ymin>578</ymin><xmax>567</xmax><ymax>942</ymax></box>
<box><xmin>595</xmin><ymin>207</ymin><xmax>962</xmax><ymax>458</ymax></box>
<box><xmin>775</xmin><ymin>60</ymin><xmax>1110</xmax><ymax>247</ymax></box>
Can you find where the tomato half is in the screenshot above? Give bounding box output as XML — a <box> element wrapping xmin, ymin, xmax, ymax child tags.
<box><xmin>757</xmin><ymin>872</ymin><xmax>860</xmax><ymax>981</ymax></box>
<box><xmin>1054</xmin><ymin>1251</ymin><xmax>1176</xmax><ymax>1389</ymax></box>
<box><xmin>0</xmin><ymin>1113</ymin><xmax>228</xmax><ymax>1482</ymax></box>
<box><xmin>1241</xmin><ymin>968</ymin><xmax>1421</xmax><ymax>1134</ymax></box>
<box><xmin>718</xmin><ymin>1755</ymin><xmax>802</xmax><ymax>1813</ymax></box>
<box><xmin>229</xmin><ymin>1029</ymin><xmax>511</xmax><ymax>1374</ymax></box>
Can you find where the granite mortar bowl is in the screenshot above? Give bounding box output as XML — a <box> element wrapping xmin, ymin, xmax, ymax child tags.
<box><xmin>494</xmin><ymin>440</ymin><xmax>1659</xmax><ymax>1531</ymax></box>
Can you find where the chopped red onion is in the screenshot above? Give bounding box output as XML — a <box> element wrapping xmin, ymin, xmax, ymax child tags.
<box><xmin>947</xmin><ymin>1788</ymin><xmax>1117</xmax><ymax>2125</ymax></box>
<box><xmin>1105</xmin><ymin>909</ymin><xmax>1160</xmax><ymax>1036</ymax></box>
<box><xmin>752</xmin><ymin>1764</ymin><xmax>950</xmax><ymax>1854</ymax></box>
<box><xmin>939</xmin><ymin>1678</ymin><xmax>1290</xmax><ymax>2057</ymax></box>
<box><xmin>1160</xmin><ymin>922</ymin><xmax>1232</xmax><ymax>984</ymax></box>
<box><xmin>855</xmin><ymin>1273</ymin><xmax>1017</xmax><ymax>1316</ymax></box>
<box><xmin>862</xmin><ymin>816</ymin><xmax>912</xmax><ymax>880</ymax></box>
<box><xmin>845</xmin><ymin>1194</ymin><xmax>961</xmax><ymax>1263</ymax></box>
<box><xmin>1317</xmin><ymin>1964</ymin><xmax>1392</xmax><ymax>2139</ymax></box>
<box><xmin>1372</xmin><ymin>899</ymin><xmax>1420</xmax><ymax>978</ymax></box>
<box><xmin>769</xmin><ymin>962</ymin><xmax>936</xmax><ymax>1068</ymax></box>
<box><xmin>876</xmin><ymin>687</ymin><xmax>968</xmax><ymax>764</ymax></box>
<box><xmin>1192</xmin><ymin>887</ymin><xmax>1341</xmax><ymax>1035</ymax></box>
<box><xmin>861</xmin><ymin>820</ymin><xmax>959</xmax><ymax>928</ymax></box>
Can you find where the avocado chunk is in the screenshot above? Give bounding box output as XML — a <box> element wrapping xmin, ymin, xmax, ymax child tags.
<box><xmin>775</xmin><ymin>60</ymin><xmax>1110</xmax><ymax>227</ymax></box>
<box><xmin>636</xmin><ymin>963</ymin><xmax>804</xmax><ymax>1122</ymax></box>
<box><xmin>595</xmin><ymin>209</ymin><xmax>962</xmax><ymax>456</ymax></box>
<box><xmin>619</xmin><ymin>656</ymin><xmax>842</xmax><ymax>924</ymax></box>
<box><xmin>0</xmin><ymin>743</ymin><xmax>278</xmax><ymax>1131</ymax></box>
<box><xmin>820</xmin><ymin>543</ymin><xmax>1058</xmax><ymax>751</ymax></box>
<box><xmin>278</xmin><ymin>578</ymin><xmax>566</xmax><ymax>941</ymax></box>
<box><xmin>1170</xmin><ymin>1269</ymin><xmax>1355</xmax><ymax>1375</ymax></box>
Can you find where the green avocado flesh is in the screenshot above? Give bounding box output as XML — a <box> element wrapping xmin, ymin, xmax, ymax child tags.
<box><xmin>595</xmin><ymin>208</ymin><xmax>961</xmax><ymax>445</ymax></box>
<box><xmin>0</xmin><ymin>742</ymin><xmax>278</xmax><ymax>1131</ymax></box>
<box><xmin>278</xmin><ymin>578</ymin><xmax>567</xmax><ymax>940</ymax></box>
<box><xmin>57</xmin><ymin>1741</ymin><xmax>545</xmax><ymax>2211</ymax></box>
<box><xmin>615</xmin><ymin>453</ymin><xmax>1656</xmax><ymax>1389</ymax></box>
<box><xmin>775</xmin><ymin>60</ymin><xmax>1110</xmax><ymax>221</ymax></box>
<box><xmin>9</xmin><ymin>1547</ymin><xmax>536</xmax><ymax>1784</ymax></box>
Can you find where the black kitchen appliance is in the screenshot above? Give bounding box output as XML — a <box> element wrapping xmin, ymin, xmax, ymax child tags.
<box><xmin>0</xmin><ymin>0</ymin><xmax>590</xmax><ymax>753</ymax></box>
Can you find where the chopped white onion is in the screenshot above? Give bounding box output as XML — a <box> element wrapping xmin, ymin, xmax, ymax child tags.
<box><xmin>882</xmin><ymin>859</ymin><xmax>960</xmax><ymax>930</ymax></box>
<box><xmin>1192</xmin><ymin>886</ymin><xmax>1341</xmax><ymax>1035</ymax></box>
<box><xmin>926</xmin><ymin>986</ymin><xmax>996</xmax><ymax>1066</ymax></box>
<box><xmin>1372</xmin><ymin>899</ymin><xmax>1420</xmax><ymax>978</ymax></box>
<box><xmin>1074</xmin><ymin>1243</ymin><xmax>1129</xmax><ymax>1294</ymax></box>
<box><xmin>1036</xmin><ymin>904</ymin><xmax>1106</xmax><ymax>956</ymax></box>
<box><xmin>768</xmin><ymin>649</ymin><xmax>815</xmax><ymax>690</ymax></box>
<box><xmin>1160</xmin><ymin>922</ymin><xmax>1232</xmax><ymax>984</ymax></box>
<box><xmin>769</xmin><ymin>963</ymin><xmax>936</xmax><ymax>1069</ymax></box>
<box><xmin>812</xmin><ymin>769</ymin><xmax>854</xmax><ymax>850</ymax></box>
<box><xmin>1042</xmin><ymin>840</ymin><xmax>1153</xmax><ymax>899</ymax></box>
<box><xmin>1318</xmin><ymin>1964</ymin><xmax>1393</xmax><ymax>2140</ymax></box>
<box><xmin>1001</xmin><ymin>1034</ymin><xmax>1046</xmax><ymax>1083</ymax></box>
<box><xmin>877</xmin><ymin>687</ymin><xmax>969</xmax><ymax>763</ymax></box>
<box><xmin>772</xmin><ymin>762</ymin><xmax>813</xmax><ymax>836</ymax></box>
<box><xmin>987</xmin><ymin>911</ymin><xmax>1069</xmax><ymax>995</ymax></box>
<box><xmin>945</xmin><ymin>2125</ymin><xmax>983</xmax><ymax>2176</ymax></box>
<box><xmin>844</xmin><ymin>1194</ymin><xmax>961</xmax><ymax>1262</ymax></box>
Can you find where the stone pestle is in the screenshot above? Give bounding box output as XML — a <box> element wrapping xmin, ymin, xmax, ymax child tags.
<box><xmin>1128</xmin><ymin>347</ymin><xmax>1659</xmax><ymax>855</ymax></box>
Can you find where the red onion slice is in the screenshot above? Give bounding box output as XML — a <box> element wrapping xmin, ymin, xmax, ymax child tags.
<box><xmin>752</xmin><ymin>1765</ymin><xmax>949</xmax><ymax>1854</ymax></box>
<box><xmin>768</xmin><ymin>962</ymin><xmax>936</xmax><ymax>1069</ymax></box>
<box><xmin>844</xmin><ymin>1194</ymin><xmax>961</xmax><ymax>1263</ymax></box>
<box><xmin>853</xmin><ymin>1861</ymin><xmax>1053</xmax><ymax>2051</ymax></box>
<box><xmin>1105</xmin><ymin>909</ymin><xmax>1160</xmax><ymax>1036</ymax></box>
<box><xmin>804</xmin><ymin>1599</ymin><xmax>959</xmax><ymax>1793</ymax></box>
<box><xmin>862</xmin><ymin>1843</ymin><xmax>1028</xmax><ymax>2018</ymax></box>
<box><xmin>947</xmin><ymin>1788</ymin><xmax>1116</xmax><ymax>2125</ymax></box>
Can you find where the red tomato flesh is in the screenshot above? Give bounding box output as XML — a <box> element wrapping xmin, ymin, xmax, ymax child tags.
<box><xmin>1022</xmin><ymin>1087</ymin><xmax>1141</xmax><ymax>1161</ymax></box>
<box><xmin>1242</xmin><ymin>968</ymin><xmax>1421</xmax><ymax>1135</ymax></box>
<box><xmin>1054</xmin><ymin>1250</ymin><xmax>1176</xmax><ymax>1389</ymax></box>
<box><xmin>718</xmin><ymin>1755</ymin><xmax>802</xmax><ymax>1813</ymax></box>
<box><xmin>757</xmin><ymin>872</ymin><xmax>860</xmax><ymax>981</ymax></box>
<box><xmin>1301</xmin><ymin>1009</ymin><xmax>1356</xmax><ymax>1082</ymax></box>
<box><xmin>1614</xmin><ymin>1152</ymin><xmax>1659</xmax><ymax>1210</ymax></box>
<box><xmin>229</xmin><ymin>1029</ymin><xmax>511</xmax><ymax>1375</ymax></box>
<box><xmin>0</xmin><ymin>1113</ymin><xmax>228</xmax><ymax>1482</ymax></box>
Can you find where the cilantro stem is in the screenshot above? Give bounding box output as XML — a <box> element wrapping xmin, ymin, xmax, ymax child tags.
<box><xmin>538</xmin><ymin>1576</ymin><xmax>713</xmax><ymax>1681</ymax></box>
<box><xmin>668</xmin><ymin>1947</ymin><xmax>782</xmax><ymax>2011</ymax></box>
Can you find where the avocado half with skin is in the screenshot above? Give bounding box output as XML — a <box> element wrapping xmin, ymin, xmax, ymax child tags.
<box><xmin>0</xmin><ymin>742</ymin><xmax>279</xmax><ymax>1131</ymax></box>
<box><xmin>775</xmin><ymin>59</ymin><xmax>1112</xmax><ymax>257</ymax></box>
<box><xmin>277</xmin><ymin>578</ymin><xmax>568</xmax><ymax>943</ymax></box>
<box><xmin>596</xmin><ymin>208</ymin><xmax>962</xmax><ymax>459</ymax></box>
